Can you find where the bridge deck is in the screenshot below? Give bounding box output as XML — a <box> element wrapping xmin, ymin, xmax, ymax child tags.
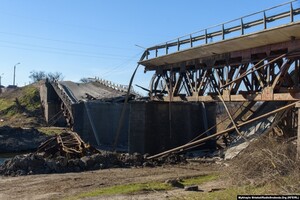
<box><xmin>58</xmin><ymin>81</ymin><xmax>127</xmax><ymax>103</ymax></box>
<box><xmin>140</xmin><ymin>21</ymin><xmax>300</xmax><ymax>70</ymax></box>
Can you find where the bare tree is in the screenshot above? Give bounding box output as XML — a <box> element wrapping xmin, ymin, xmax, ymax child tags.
<box><xmin>47</xmin><ymin>72</ymin><xmax>64</xmax><ymax>81</ymax></box>
<box><xmin>80</xmin><ymin>77</ymin><xmax>92</xmax><ymax>83</ymax></box>
<box><xmin>29</xmin><ymin>71</ymin><xmax>64</xmax><ymax>83</ymax></box>
<box><xmin>29</xmin><ymin>71</ymin><xmax>46</xmax><ymax>82</ymax></box>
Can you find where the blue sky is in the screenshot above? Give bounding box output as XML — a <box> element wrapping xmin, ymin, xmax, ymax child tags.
<box><xmin>0</xmin><ymin>0</ymin><xmax>296</xmax><ymax>92</ymax></box>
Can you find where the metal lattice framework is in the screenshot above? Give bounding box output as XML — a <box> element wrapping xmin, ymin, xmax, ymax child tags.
<box><xmin>149</xmin><ymin>41</ymin><xmax>300</xmax><ymax>102</ymax></box>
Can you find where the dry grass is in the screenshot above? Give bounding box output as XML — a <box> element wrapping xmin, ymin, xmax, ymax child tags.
<box><xmin>227</xmin><ymin>136</ymin><xmax>300</xmax><ymax>193</ymax></box>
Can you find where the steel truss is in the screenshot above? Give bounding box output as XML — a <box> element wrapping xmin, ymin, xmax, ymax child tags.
<box><xmin>149</xmin><ymin>41</ymin><xmax>300</xmax><ymax>102</ymax></box>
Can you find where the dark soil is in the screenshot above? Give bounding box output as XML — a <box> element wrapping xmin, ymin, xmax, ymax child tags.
<box><xmin>0</xmin><ymin>126</ymin><xmax>49</xmax><ymax>153</ymax></box>
<box><xmin>0</xmin><ymin>151</ymin><xmax>186</xmax><ymax>176</ymax></box>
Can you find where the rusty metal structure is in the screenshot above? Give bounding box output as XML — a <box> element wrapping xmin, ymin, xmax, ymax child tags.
<box><xmin>140</xmin><ymin>1</ymin><xmax>300</xmax><ymax>103</ymax></box>
<box><xmin>37</xmin><ymin>131</ymin><xmax>99</xmax><ymax>158</ymax></box>
<box><xmin>136</xmin><ymin>1</ymin><xmax>300</xmax><ymax>158</ymax></box>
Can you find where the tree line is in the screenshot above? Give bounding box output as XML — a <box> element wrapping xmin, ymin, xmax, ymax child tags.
<box><xmin>29</xmin><ymin>71</ymin><xmax>64</xmax><ymax>83</ymax></box>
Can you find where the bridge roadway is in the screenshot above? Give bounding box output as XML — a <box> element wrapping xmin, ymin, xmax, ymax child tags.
<box><xmin>57</xmin><ymin>80</ymin><xmax>128</xmax><ymax>103</ymax></box>
<box><xmin>140</xmin><ymin>21</ymin><xmax>300</xmax><ymax>70</ymax></box>
<box><xmin>49</xmin><ymin>79</ymin><xmax>132</xmax><ymax>127</ymax></box>
<box><xmin>138</xmin><ymin>1</ymin><xmax>300</xmax><ymax>103</ymax></box>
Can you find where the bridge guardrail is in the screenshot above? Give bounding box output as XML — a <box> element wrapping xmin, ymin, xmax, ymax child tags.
<box><xmin>89</xmin><ymin>77</ymin><xmax>143</xmax><ymax>97</ymax></box>
<box><xmin>142</xmin><ymin>0</ymin><xmax>300</xmax><ymax>61</ymax></box>
<box><xmin>50</xmin><ymin>81</ymin><xmax>74</xmax><ymax>123</ymax></box>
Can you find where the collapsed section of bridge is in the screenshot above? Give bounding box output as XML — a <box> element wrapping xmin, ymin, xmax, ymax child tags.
<box><xmin>41</xmin><ymin>1</ymin><xmax>300</xmax><ymax>158</ymax></box>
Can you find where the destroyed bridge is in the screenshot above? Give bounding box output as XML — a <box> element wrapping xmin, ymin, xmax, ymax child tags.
<box><xmin>139</xmin><ymin>1</ymin><xmax>300</xmax><ymax>103</ymax></box>
<box><xmin>42</xmin><ymin>1</ymin><xmax>300</xmax><ymax>157</ymax></box>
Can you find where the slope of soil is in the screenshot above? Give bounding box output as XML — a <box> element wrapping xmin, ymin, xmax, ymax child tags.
<box><xmin>0</xmin><ymin>126</ymin><xmax>48</xmax><ymax>153</ymax></box>
<box><xmin>0</xmin><ymin>83</ymin><xmax>62</xmax><ymax>153</ymax></box>
<box><xmin>0</xmin><ymin>83</ymin><xmax>45</xmax><ymax>127</ymax></box>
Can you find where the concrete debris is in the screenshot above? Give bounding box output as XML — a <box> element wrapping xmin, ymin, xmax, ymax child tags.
<box><xmin>0</xmin><ymin>128</ymin><xmax>188</xmax><ymax>176</ymax></box>
<box><xmin>0</xmin><ymin>152</ymin><xmax>186</xmax><ymax>176</ymax></box>
<box><xmin>184</xmin><ymin>185</ymin><xmax>199</xmax><ymax>191</ymax></box>
<box><xmin>0</xmin><ymin>153</ymin><xmax>118</xmax><ymax>176</ymax></box>
<box><xmin>186</xmin><ymin>157</ymin><xmax>222</xmax><ymax>164</ymax></box>
<box><xmin>208</xmin><ymin>188</ymin><xmax>226</xmax><ymax>193</ymax></box>
<box><xmin>165</xmin><ymin>179</ymin><xmax>184</xmax><ymax>188</ymax></box>
<box><xmin>224</xmin><ymin>102</ymin><xmax>288</xmax><ymax>160</ymax></box>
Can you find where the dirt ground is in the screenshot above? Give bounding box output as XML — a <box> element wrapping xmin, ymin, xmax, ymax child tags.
<box><xmin>0</xmin><ymin>163</ymin><xmax>221</xmax><ymax>200</ymax></box>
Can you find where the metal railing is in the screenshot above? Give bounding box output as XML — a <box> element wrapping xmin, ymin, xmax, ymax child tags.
<box><xmin>88</xmin><ymin>77</ymin><xmax>143</xmax><ymax>97</ymax></box>
<box><xmin>143</xmin><ymin>0</ymin><xmax>300</xmax><ymax>61</ymax></box>
<box><xmin>96</xmin><ymin>78</ymin><xmax>129</xmax><ymax>93</ymax></box>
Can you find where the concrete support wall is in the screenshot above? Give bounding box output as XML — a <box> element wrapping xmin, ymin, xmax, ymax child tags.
<box><xmin>73</xmin><ymin>101</ymin><xmax>216</xmax><ymax>154</ymax></box>
<box><xmin>128</xmin><ymin>102</ymin><xmax>216</xmax><ymax>154</ymax></box>
<box><xmin>40</xmin><ymin>81</ymin><xmax>65</xmax><ymax>125</ymax></box>
<box><xmin>73</xmin><ymin>102</ymin><xmax>129</xmax><ymax>149</ymax></box>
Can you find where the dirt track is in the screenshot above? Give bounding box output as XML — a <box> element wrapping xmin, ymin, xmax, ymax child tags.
<box><xmin>0</xmin><ymin>163</ymin><xmax>218</xmax><ymax>200</ymax></box>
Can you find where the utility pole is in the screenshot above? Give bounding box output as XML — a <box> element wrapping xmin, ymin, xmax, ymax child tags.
<box><xmin>13</xmin><ymin>62</ymin><xmax>20</xmax><ymax>86</ymax></box>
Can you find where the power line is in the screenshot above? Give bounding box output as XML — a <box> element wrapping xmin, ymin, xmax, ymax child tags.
<box><xmin>0</xmin><ymin>31</ymin><xmax>136</xmax><ymax>51</ymax></box>
<box><xmin>0</xmin><ymin>39</ymin><xmax>130</xmax><ymax>58</ymax></box>
<box><xmin>0</xmin><ymin>9</ymin><xmax>130</xmax><ymax>34</ymax></box>
<box><xmin>0</xmin><ymin>44</ymin><xmax>136</xmax><ymax>60</ymax></box>
<box><xmin>100</xmin><ymin>51</ymin><xmax>144</xmax><ymax>78</ymax></box>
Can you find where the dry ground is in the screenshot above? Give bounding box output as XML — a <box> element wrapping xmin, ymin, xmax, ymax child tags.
<box><xmin>0</xmin><ymin>163</ymin><xmax>221</xmax><ymax>200</ymax></box>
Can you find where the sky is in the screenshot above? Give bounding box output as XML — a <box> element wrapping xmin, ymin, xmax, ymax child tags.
<box><xmin>0</xmin><ymin>0</ymin><xmax>298</xmax><ymax>93</ymax></box>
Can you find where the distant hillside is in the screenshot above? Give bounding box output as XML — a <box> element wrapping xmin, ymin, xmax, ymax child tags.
<box><xmin>0</xmin><ymin>83</ymin><xmax>45</xmax><ymax>127</ymax></box>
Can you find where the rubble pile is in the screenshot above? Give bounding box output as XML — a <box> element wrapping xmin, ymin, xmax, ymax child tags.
<box><xmin>0</xmin><ymin>152</ymin><xmax>186</xmax><ymax>176</ymax></box>
<box><xmin>0</xmin><ymin>152</ymin><xmax>117</xmax><ymax>176</ymax></box>
<box><xmin>0</xmin><ymin>131</ymin><xmax>186</xmax><ymax>176</ymax></box>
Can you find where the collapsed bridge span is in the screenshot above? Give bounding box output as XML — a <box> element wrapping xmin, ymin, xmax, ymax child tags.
<box><xmin>40</xmin><ymin>78</ymin><xmax>216</xmax><ymax>154</ymax></box>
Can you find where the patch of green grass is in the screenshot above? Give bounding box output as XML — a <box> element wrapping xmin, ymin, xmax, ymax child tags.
<box><xmin>67</xmin><ymin>174</ymin><xmax>219</xmax><ymax>200</ymax></box>
<box><xmin>173</xmin><ymin>185</ymin><xmax>273</xmax><ymax>200</ymax></box>
<box><xmin>0</xmin><ymin>85</ymin><xmax>41</xmax><ymax>117</ymax></box>
<box><xmin>0</xmin><ymin>99</ymin><xmax>14</xmax><ymax>110</ymax></box>
<box><xmin>181</xmin><ymin>174</ymin><xmax>219</xmax><ymax>186</ymax></box>
<box><xmin>18</xmin><ymin>86</ymin><xmax>41</xmax><ymax>112</ymax></box>
<box><xmin>67</xmin><ymin>182</ymin><xmax>172</xmax><ymax>200</ymax></box>
<box><xmin>38</xmin><ymin>127</ymin><xmax>65</xmax><ymax>135</ymax></box>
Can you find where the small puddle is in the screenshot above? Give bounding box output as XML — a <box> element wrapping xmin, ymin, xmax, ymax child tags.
<box><xmin>0</xmin><ymin>152</ymin><xmax>31</xmax><ymax>165</ymax></box>
<box><xmin>0</xmin><ymin>153</ymin><xmax>15</xmax><ymax>165</ymax></box>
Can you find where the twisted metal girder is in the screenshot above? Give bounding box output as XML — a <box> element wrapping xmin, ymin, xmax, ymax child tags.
<box><xmin>149</xmin><ymin>50</ymin><xmax>300</xmax><ymax>102</ymax></box>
